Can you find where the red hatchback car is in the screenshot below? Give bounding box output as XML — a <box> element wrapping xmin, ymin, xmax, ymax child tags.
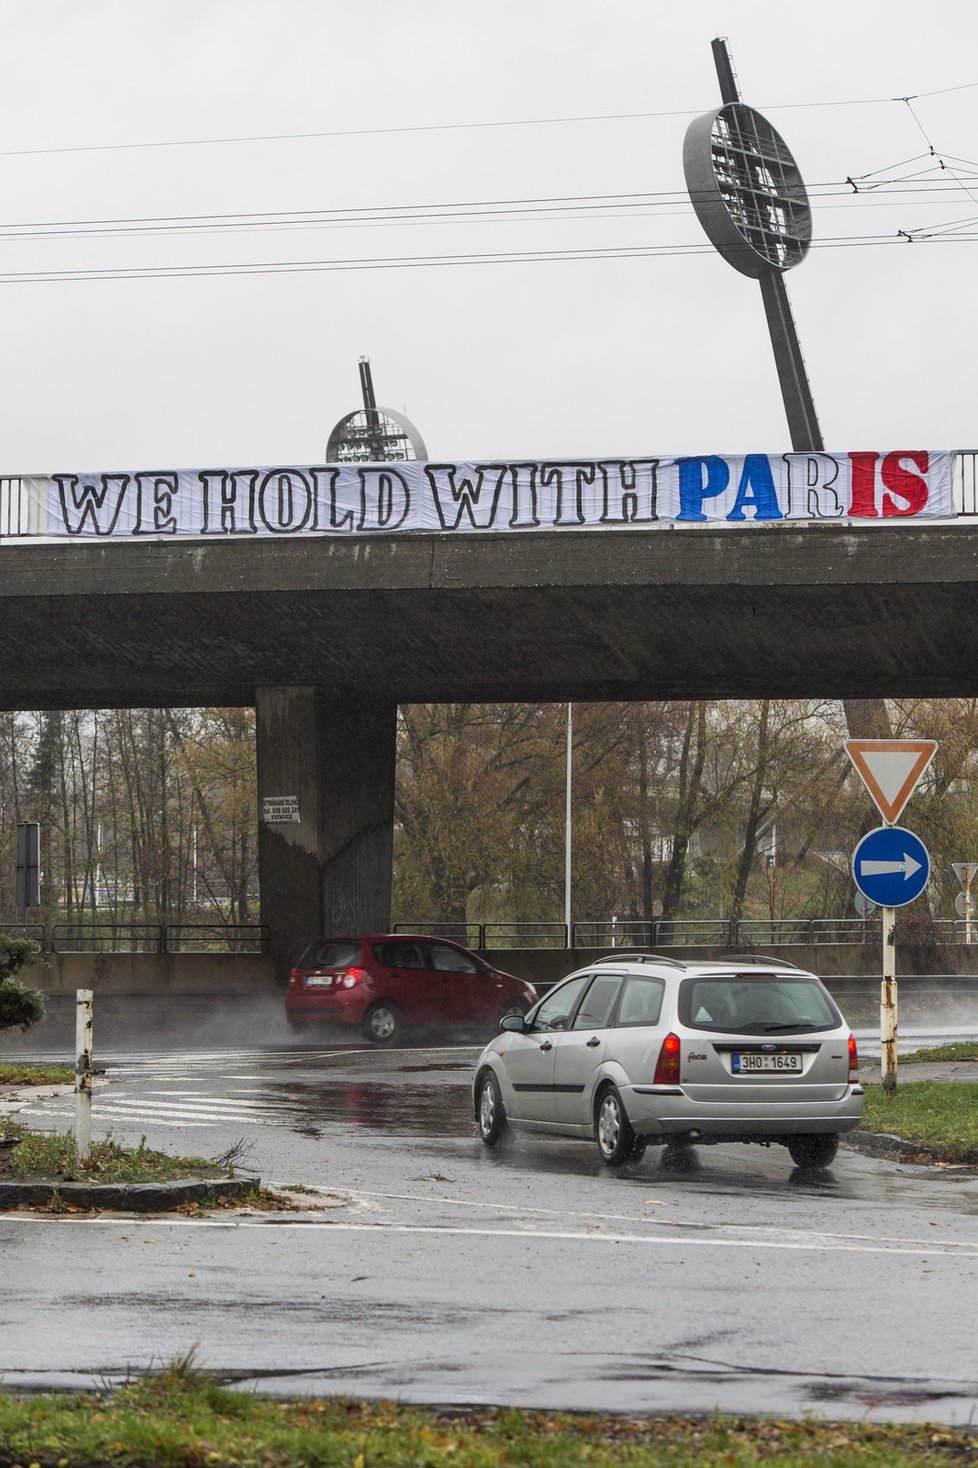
<box><xmin>285</xmin><ymin>933</ymin><xmax>537</xmax><ymax>1044</ymax></box>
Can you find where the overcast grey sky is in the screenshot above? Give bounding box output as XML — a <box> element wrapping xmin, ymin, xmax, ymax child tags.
<box><xmin>0</xmin><ymin>0</ymin><xmax>976</xmax><ymax>472</ymax></box>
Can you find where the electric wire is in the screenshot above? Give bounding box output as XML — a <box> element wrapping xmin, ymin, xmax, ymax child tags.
<box><xmin>0</xmin><ymin>230</ymin><xmax>970</xmax><ymax>288</ymax></box>
<box><xmin>0</xmin><ymin>79</ymin><xmax>974</xmax><ymax>159</ymax></box>
<box><xmin>0</xmin><ymin>178</ymin><xmax>967</xmax><ymax>245</ymax></box>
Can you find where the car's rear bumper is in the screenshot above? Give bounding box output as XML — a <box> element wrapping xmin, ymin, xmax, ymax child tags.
<box><xmin>623</xmin><ymin>1084</ymin><xmax>863</xmax><ymax>1137</ymax></box>
<box><xmin>285</xmin><ymin>994</ymin><xmax>365</xmax><ymax>1025</ymax></box>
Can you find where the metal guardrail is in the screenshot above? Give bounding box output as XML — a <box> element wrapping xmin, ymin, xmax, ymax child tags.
<box><xmin>28</xmin><ymin>923</ymin><xmax>270</xmax><ymax>955</ymax></box>
<box><xmin>398</xmin><ymin>917</ymin><xmax>978</xmax><ymax>950</ymax></box>
<box><xmin>0</xmin><ymin>922</ymin><xmax>47</xmax><ymax>947</ymax></box>
<box><xmin>394</xmin><ymin>921</ymin><xmax>570</xmax><ymax>950</ymax></box>
<box><xmin>570</xmin><ymin>920</ymin><xmax>656</xmax><ymax>949</ymax></box>
<box><xmin>7</xmin><ymin>915</ymin><xmax>973</xmax><ymax>956</ymax></box>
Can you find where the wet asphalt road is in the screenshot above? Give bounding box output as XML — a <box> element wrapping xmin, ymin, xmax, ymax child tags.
<box><xmin>2</xmin><ymin>997</ymin><xmax>978</xmax><ymax>1422</ymax></box>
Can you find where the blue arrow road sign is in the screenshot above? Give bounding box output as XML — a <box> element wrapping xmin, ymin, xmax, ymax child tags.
<box><xmin>852</xmin><ymin>825</ymin><xmax>930</xmax><ymax>908</ymax></box>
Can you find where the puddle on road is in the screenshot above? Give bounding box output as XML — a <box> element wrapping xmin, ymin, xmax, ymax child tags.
<box><xmin>263</xmin><ymin>1076</ymin><xmax>949</xmax><ymax>1201</ymax></box>
<box><xmin>395</xmin><ymin>1062</ymin><xmax>471</xmax><ymax>1074</ymax></box>
<box><xmin>268</xmin><ymin>1078</ymin><xmax>474</xmax><ymax>1138</ymax></box>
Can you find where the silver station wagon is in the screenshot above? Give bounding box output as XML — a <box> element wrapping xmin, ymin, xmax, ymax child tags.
<box><xmin>473</xmin><ymin>954</ymin><xmax>863</xmax><ymax>1171</ymax></box>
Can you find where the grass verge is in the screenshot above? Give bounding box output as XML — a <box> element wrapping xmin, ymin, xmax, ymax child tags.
<box><xmin>0</xmin><ymin>1062</ymin><xmax>73</xmax><ymax>1086</ymax></box>
<box><xmin>904</xmin><ymin>1042</ymin><xmax>978</xmax><ymax>1064</ymax></box>
<box><xmin>0</xmin><ymin>1123</ymin><xmax>229</xmax><ymax>1183</ymax></box>
<box><xmin>0</xmin><ymin>1367</ymin><xmax>975</xmax><ymax>1468</ymax></box>
<box><xmin>859</xmin><ymin>1081</ymin><xmax>978</xmax><ymax>1159</ymax></box>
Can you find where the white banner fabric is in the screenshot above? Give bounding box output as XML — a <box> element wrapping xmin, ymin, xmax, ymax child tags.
<box><xmin>25</xmin><ymin>450</ymin><xmax>952</xmax><ymax>539</ymax></box>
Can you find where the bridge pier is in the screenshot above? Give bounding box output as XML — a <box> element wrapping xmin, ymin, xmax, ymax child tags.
<box><xmin>255</xmin><ymin>687</ymin><xmax>397</xmax><ymax>981</ymax></box>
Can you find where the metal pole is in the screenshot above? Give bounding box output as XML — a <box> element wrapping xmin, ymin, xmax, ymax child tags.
<box><xmin>757</xmin><ymin>272</ymin><xmax>825</xmax><ymax>452</ymax></box>
<box><xmin>74</xmin><ymin>988</ymin><xmax>93</xmax><ymax>1164</ymax></box>
<box><xmin>880</xmin><ymin>907</ymin><xmax>897</xmax><ymax>1095</ymax></box>
<box><xmin>957</xmin><ymin>869</ymin><xmax>969</xmax><ymax>951</ymax></box>
<box><xmin>564</xmin><ymin>703</ymin><xmax>573</xmax><ymax>945</ymax></box>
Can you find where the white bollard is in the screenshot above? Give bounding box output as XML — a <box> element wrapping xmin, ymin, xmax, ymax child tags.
<box><xmin>880</xmin><ymin>907</ymin><xmax>897</xmax><ymax>1095</ymax></box>
<box><xmin>75</xmin><ymin>988</ymin><xmax>93</xmax><ymax>1164</ymax></box>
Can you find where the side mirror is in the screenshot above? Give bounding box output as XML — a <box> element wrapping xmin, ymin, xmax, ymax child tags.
<box><xmin>500</xmin><ymin>1013</ymin><xmax>526</xmax><ymax>1033</ymax></box>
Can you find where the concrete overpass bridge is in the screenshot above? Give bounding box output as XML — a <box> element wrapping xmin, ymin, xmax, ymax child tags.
<box><xmin>3</xmin><ymin>452</ymin><xmax>978</xmax><ymax>977</ymax></box>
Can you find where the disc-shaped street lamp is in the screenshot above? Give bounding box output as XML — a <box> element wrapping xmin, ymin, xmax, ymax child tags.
<box><xmin>683</xmin><ymin>102</ymin><xmax>813</xmax><ymax>279</ymax></box>
<box><xmin>683</xmin><ymin>39</ymin><xmax>823</xmax><ymax>452</ymax></box>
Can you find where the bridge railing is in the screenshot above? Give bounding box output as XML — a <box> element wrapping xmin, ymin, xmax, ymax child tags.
<box><xmin>954</xmin><ymin>451</ymin><xmax>978</xmax><ymax>515</ymax></box>
<box><xmin>394</xmin><ymin>920</ymin><xmax>570</xmax><ymax>950</ymax></box>
<box><xmin>3</xmin><ymin>452</ymin><xmax>978</xmax><ymax>539</ymax></box>
<box><xmin>12</xmin><ymin>923</ymin><xmax>271</xmax><ymax>954</ymax></box>
<box><xmin>397</xmin><ymin>916</ymin><xmax>978</xmax><ymax>951</ymax></box>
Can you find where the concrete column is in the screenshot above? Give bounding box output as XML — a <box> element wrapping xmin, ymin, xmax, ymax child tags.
<box><xmin>255</xmin><ymin>687</ymin><xmax>397</xmax><ymax>980</ymax></box>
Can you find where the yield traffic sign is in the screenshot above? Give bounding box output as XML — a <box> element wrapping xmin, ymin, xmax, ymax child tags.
<box><xmin>844</xmin><ymin>739</ymin><xmax>937</xmax><ymax>824</ymax></box>
<box><xmin>852</xmin><ymin>826</ymin><xmax>930</xmax><ymax>908</ymax></box>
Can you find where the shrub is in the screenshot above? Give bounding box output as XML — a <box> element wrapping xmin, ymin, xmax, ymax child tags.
<box><xmin>859</xmin><ymin>910</ymin><xmax>951</xmax><ymax>976</ymax></box>
<box><xmin>0</xmin><ymin>935</ymin><xmax>45</xmax><ymax>1033</ymax></box>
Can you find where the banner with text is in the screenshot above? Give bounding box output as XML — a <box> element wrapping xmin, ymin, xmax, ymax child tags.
<box><xmin>24</xmin><ymin>450</ymin><xmax>952</xmax><ymax>539</ymax></box>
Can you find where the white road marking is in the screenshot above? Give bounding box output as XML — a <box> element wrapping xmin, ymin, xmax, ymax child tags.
<box><xmin>326</xmin><ymin>1187</ymin><xmax>978</xmax><ymax>1254</ymax></box>
<box><xmin>2</xmin><ymin>1212</ymin><xmax>975</xmax><ymax>1258</ymax></box>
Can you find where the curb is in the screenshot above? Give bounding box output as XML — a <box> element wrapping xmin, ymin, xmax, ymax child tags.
<box><xmin>845</xmin><ymin>1130</ymin><xmax>978</xmax><ymax>1167</ymax></box>
<box><xmin>0</xmin><ymin>1176</ymin><xmax>258</xmax><ymax>1211</ymax></box>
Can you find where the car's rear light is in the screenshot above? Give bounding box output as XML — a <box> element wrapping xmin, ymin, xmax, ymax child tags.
<box><xmin>654</xmin><ymin>1032</ymin><xmax>681</xmax><ymax>1085</ymax></box>
<box><xmin>341</xmin><ymin>967</ymin><xmax>365</xmax><ymax>989</ymax></box>
<box><xmin>848</xmin><ymin>1033</ymin><xmax>859</xmax><ymax>1081</ymax></box>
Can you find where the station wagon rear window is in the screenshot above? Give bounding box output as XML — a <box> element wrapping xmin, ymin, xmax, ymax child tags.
<box><xmin>678</xmin><ymin>974</ymin><xmax>841</xmax><ymax>1034</ymax></box>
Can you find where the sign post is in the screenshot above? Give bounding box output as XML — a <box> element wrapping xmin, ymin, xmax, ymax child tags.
<box><xmin>15</xmin><ymin>822</ymin><xmax>40</xmax><ymax>911</ymax></box>
<box><xmin>845</xmin><ymin>740</ymin><xmax>937</xmax><ymax>1095</ymax></box>
<box><xmin>952</xmin><ymin>863</ymin><xmax>978</xmax><ymax>945</ymax></box>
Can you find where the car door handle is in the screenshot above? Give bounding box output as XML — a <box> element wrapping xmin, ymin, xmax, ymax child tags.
<box><xmin>586</xmin><ymin>1036</ymin><xmax>601</xmax><ymax>1048</ymax></box>
<box><xmin>539</xmin><ymin>1040</ymin><xmax>553</xmax><ymax>1051</ymax></box>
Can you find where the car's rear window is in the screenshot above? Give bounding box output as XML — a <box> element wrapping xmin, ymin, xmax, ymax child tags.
<box><xmin>298</xmin><ymin>940</ymin><xmax>361</xmax><ymax>969</ymax></box>
<box><xmin>678</xmin><ymin>974</ymin><xmax>841</xmax><ymax>1034</ymax></box>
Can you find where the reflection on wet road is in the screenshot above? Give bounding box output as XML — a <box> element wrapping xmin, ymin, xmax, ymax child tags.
<box><xmin>6</xmin><ymin>1035</ymin><xmax>978</xmax><ymax>1423</ymax></box>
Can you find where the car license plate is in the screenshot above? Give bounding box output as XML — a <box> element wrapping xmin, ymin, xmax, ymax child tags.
<box><xmin>732</xmin><ymin>1052</ymin><xmax>802</xmax><ymax>1073</ymax></box>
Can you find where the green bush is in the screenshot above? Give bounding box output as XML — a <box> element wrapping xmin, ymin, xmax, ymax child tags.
<box><xmin>0</xmin><ymin>935</ymin><xmax>44</xmax><ymax>1033</ymax></box>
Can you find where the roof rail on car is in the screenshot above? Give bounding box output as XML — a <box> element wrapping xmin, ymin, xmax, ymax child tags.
<box><xmin>719</xmin><ymin>954</ymin><xmax>805</xmax><ymax>970</ymax></box>
<box><xmin>593</xmin><ymin>951</ymin><xmax>686</xmax><ymax>969</ymax></box>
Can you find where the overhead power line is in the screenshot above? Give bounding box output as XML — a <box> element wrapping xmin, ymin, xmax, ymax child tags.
<box><xmin>0</xmin><ymin>178</ymin><xmax>966</xmax><ymax>244</ymax></box>
<box><xmin>0</xmin><ymin>81</ymin><xmax>974</xmax><ymax>160</ymax></box>
<box><xmin>0</xmin><ymin>231</ymin><xmax>970</xmax><ymax>287</ymax></box>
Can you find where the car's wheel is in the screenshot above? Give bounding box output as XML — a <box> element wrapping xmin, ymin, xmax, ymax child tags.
<box><xmin>595</xmin><ymin>1084</ymin><xmax>644</xmax><ymax>1167</ymax></box>
<box><xmin>361</xmin><ymin>1001</ymin><xmax>401</xmax><ymax>1045</ymax></box>
<box><xmin>786</xmin><ymin>1134</ymin><xmax>839</xmax><ymax>1170</ymax></box>
<box><xmin>476</xmin><ymin>1070</ymin><xmax>508</xmax><ymax>1146</ymax></box>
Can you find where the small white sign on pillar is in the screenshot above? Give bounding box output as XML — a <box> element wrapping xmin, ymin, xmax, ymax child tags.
<box><xmin>262</xmin><ymin>795</ymin><xmax>300</xmax><ymax>824</ymax></box>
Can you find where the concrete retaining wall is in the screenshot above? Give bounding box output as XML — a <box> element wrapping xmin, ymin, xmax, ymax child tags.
<box><xmin>488</xmin><ymin>945</ymin><xmax>978</xmax><ymax>990</ymax></box>
<box><xmin>24</xmin><ymin>943</ymin><xmax>978</xmax><ymax>998</ymax></box>
<box><xmin>30</xmin><ymin>951</ymin><xmax>276</xmax><ymax>996</ymax></box>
